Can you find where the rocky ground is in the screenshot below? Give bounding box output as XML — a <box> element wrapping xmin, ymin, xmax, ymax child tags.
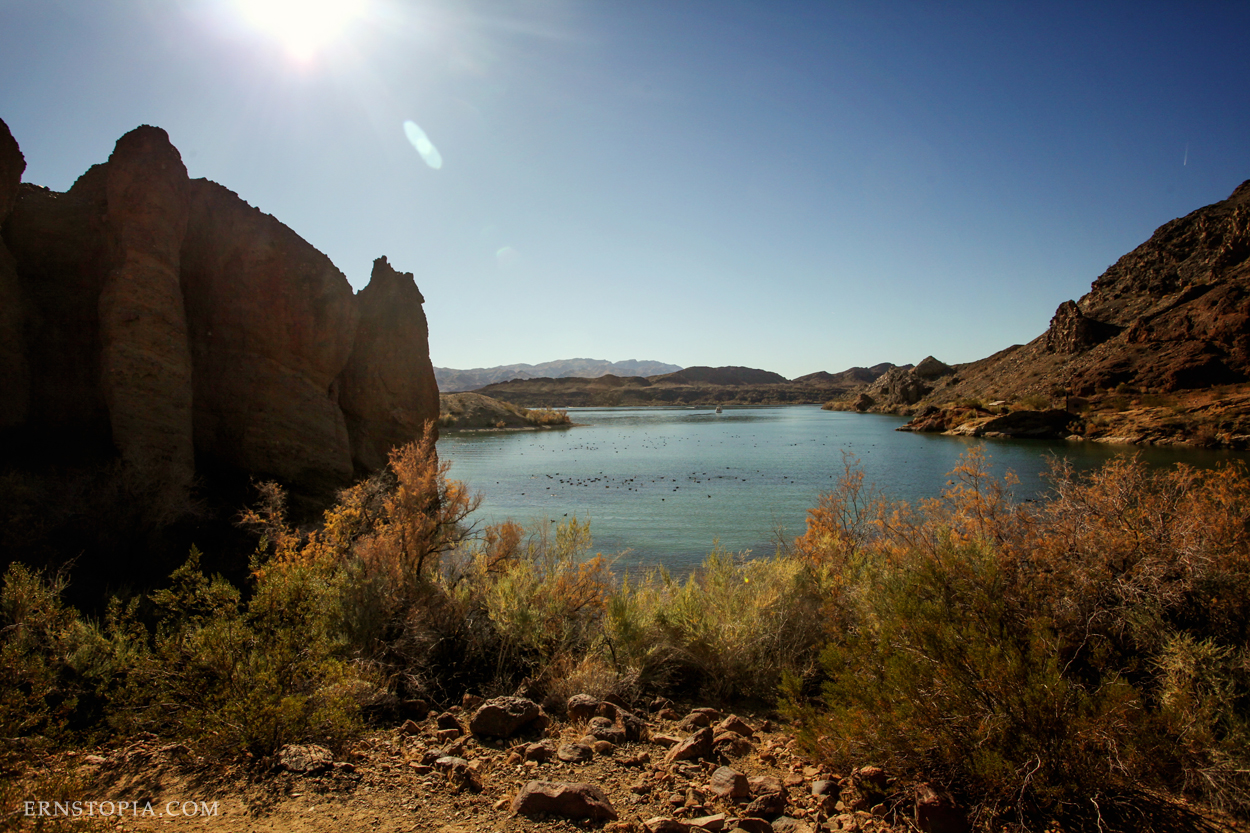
<box><xmin>16</xmin><ymin>697</ymin><xmax>930</xmax><ymax>833</ymax></box>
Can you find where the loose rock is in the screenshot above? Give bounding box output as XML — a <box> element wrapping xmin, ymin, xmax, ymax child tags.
<box><xmin>511</xmin><ymin>780</ymin><xmax>618</xmax><ymax>821</ymax></box>
<box><xmin>665</xmin><ymin>727</ymin><xmax>714</xmax><ymax>765</ymax></box>
<box><xmin>709</xmin><ymin>766</ymin><xmax>750</xmax><ymax>800</ymax></box>
<box><xmin>469</xmin><ymin>696</ymin><xmax>541</xmax><ymax>738</ymax></box>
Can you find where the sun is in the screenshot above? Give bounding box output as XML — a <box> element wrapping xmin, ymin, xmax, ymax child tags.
<box><xmin>236</xmin><ymin>0</ymin><xmax>367</xmax><ymax>61</ymax></box>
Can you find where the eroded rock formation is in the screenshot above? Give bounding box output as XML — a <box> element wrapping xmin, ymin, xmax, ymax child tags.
<box><xmin>0</xmin><ymin>119</ymin><xmax>437</xmax><ymax>498</ymax></box>
<box><xmin>100</xmin><ymin>126</ymin><xmax>195</xmax><ymax>491</ymax></box>
<box><xmin>339</xmin><ymin>257</ymin><xmax>438</xmax><ymax>472</ymax></box>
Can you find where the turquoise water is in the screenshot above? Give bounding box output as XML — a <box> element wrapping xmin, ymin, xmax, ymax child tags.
<box><xmin>437</xmin><ymin>406</ymin><xmax>1249</xmax><ymax>572</ymax></box>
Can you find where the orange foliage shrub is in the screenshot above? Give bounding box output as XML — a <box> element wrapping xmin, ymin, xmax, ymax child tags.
<box><xmin>789</xmin><ymin>449</ymin><xmax>1250</xmax><ymax>827</ymax></box>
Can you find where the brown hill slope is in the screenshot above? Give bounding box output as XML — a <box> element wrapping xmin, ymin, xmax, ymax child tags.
<box><xmin>838</xmin><ymin>180</ymin><xmax>1250</xmax><ymax>446</ymax></box>
<box><xmin>945</xmin><ymin>180</ymin><xmax>1249</xmax><ymax>401</ymax></box>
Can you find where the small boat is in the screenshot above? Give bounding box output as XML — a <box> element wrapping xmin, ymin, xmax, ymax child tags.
<box><xmin>715</xmin><ymin>405</ymin><xmax>723</xmax><ymax>414</ymax></box>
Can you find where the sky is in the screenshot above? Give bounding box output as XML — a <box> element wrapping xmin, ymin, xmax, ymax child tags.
<box><xmin>1</xmin><ymin>0</ymin><xmax>1248</xmax><ymax>379</ymax></box>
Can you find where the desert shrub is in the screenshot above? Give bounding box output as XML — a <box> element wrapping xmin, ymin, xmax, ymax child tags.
<box><xmin>1016</xmin><ymin>393</ymin><xmax>1051</xmax><ymax>410</ymax></box>
<box><xmin>137</xmin><ymin>548</ymin><xmax>367</xmax><ymax>757</ymax></box>
<box><xmin>605</xmin><ymin>548</ymin><xmax>830</xmax><ymax>701</ymax></box>
<box><xmin>0</xmin><ymin>564</ymin><xmax>84</xmax><ymax>749</ymax></box>
<box><xmin>787</xmin><ymin>450</ymin><xmax>1250</xmax><ymax>829</ymax></box>
<box><xmin>526</xmin><ymin>408</ymin><xmax>572</xmax><ymax>427</ymax></box>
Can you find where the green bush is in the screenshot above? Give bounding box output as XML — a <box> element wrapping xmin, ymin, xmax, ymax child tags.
<box><xmin>606</xmin><ymin>548</ymin><xmax>830</xmax><ymax>701</ymax></box>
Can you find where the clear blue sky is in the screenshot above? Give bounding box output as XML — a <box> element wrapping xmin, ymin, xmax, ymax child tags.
<box><xmin>2</xmin><ymin>0</ymin><xmax>1247</xmax><ymax>378</ymax></box>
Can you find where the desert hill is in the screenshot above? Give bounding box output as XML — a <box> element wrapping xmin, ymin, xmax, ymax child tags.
<box><xmin>438</xmin><ymin>392</ymin><xmax>572</xmax><ymax>431</ymax></box>
<box><xmin>830</xmin><ymin>180</ymin><xmax>1250</xmax><ymax>446</ymax></box>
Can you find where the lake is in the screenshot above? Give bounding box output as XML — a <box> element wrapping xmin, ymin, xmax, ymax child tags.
<box><xmin>437</xmin><ymin>405</ymin><xmax>1249</xmax><ymax>573</ymax></box>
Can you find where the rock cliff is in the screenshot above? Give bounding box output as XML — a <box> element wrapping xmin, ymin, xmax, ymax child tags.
<box><xmin>0</xmin><ymin>118</ymin><xmax>28</xmax><ymax>431</ymax></box>
<box><xmin>0</xmin><ymin>119</ymin><xmax>437</xmax><ymax>499</ymax></box>
<box><xmin>339</xmin><ymin>256</ymin><xmax>439</xmax><ymax>471</ymax></box>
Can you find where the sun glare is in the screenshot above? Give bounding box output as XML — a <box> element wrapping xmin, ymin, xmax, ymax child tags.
<box><xmin>236</xmin><ymin>0</ymin><xmax>366</xmax><ymax>61</ymax></box>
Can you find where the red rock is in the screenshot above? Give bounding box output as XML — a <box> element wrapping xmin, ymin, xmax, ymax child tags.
<box><xmin>557</xmin><ymin>742</ymin><xmax>594</xmax><ymax>763</ymax></box>
<box><xmin>714</xmin><ymin>715</ymin><xmax>754</xmax><ymax>738</ymax></box>
<box><xmin>664</xmin><ymin>727</ymin><xmax>714</xmax><ymax>765</ymax></box>
<box><xmin>567</xmin><ymin>693</ymin><xmax>600</xmax><ymax>721</ymax></box>
<box><xmin>511</xmin><ymin>780</ymin><xmax>617</xmax><ymax>821</ymax></box>
<box><xmin>748</xmin><ymin>775</ymin><xmax>784</xmax><ymax>795</ymax></box>
<box><xmin>727</xmin><ymin>818</ymin><xmax>772</xmax><ymax>833</ymax></box>
<box><xmin>744</xmin><ymin>791</ymin><xmax>786</xmax><ymax>819</ymax></box>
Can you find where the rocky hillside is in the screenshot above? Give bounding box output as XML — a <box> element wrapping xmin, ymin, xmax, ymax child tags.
<box><xmin>477</xmin><ymin>364</ymin><xmax>895</xmax><ymax>409</ymax></box>
<box><xmin>0</xmin><ymin>120</ymin><xmax>438</xmax><ymax>498</ymax></box>
<box><xmin>833</xmin><ymin>181</ymin><xmax>1250</xmax><ymax>446</ymax></box>
<box><xmin>436</xmin><ymin>358</ymin><xmax>682</xmax><ymax>392</ymax></box>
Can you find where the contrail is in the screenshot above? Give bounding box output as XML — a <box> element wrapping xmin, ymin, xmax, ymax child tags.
<box><xmin>1183</xmin><ymin>143</ymin><xmax>1188</xmax><ymax>166</ymax></box>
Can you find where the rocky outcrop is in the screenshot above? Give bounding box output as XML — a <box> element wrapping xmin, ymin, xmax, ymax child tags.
<box><xmin>868</xmin><ymin>364</ymin><xmax>939</xmax><ymax>406</ymax></box>
<box><xmin>1042</xmin><ymin>300</ymin><xmax>1119</xmax><ymax>354</ymax></box>
<box><xmin>912</xmin><ymin>356</ymin><xmax>953</xmax><ymax>380</ymax></box>
<box><xmin>339</xmin><ymin>257</ymin><xmax>438</xmax><ymax>471</ymax></box>
<box><xmin>925</xmin><ymin>180</ymin><xmax>1250</xmax><ymax>407</ymax></box>
<box><xmin>99</xmin><ymin>126</ymin><xmax>195</xmax><ymax>492</ymax></box>
<box><xmin>0</xmin><ymin>119</ymin><xmax>438</xmax><ymax>498</ymax></box>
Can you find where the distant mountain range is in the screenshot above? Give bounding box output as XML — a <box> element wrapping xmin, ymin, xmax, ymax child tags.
<box><xmin>435</xmin><ymin>358</ymin><xmax>683</xmax><ymax>392</ymax></box>
<box><xmin>476</xmin><ymin>363</ymin><xmax>901</xmax><ymax>408</ymax></box>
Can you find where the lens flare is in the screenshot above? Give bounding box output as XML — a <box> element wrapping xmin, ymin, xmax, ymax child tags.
<box><xmin>403</xmin><ymin>120</ymin><xmax>443</xmax><ymax>169</ymax></box>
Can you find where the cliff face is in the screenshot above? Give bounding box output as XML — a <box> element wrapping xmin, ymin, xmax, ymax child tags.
<box><xmin>0</xmin><ymin>119</ymin><xmax>437</xmax><ymax>498</ymax></box>
<box><xmin>181</xmin><ymin>178</ymin><xmax>360</xmax><ymax>489</ymax></box>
